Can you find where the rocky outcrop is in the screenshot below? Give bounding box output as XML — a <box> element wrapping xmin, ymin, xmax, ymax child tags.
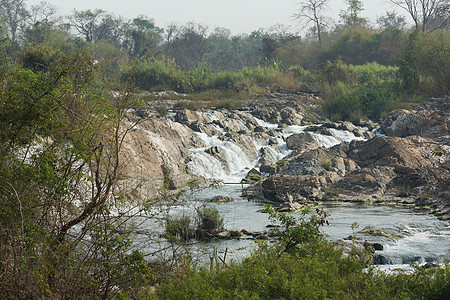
<box><xmin>381</xmin><ymin>97</ymin><xmax>449</xmax><ymax>138</ymax></box>
<box><xmin>286</xmin><ymin>132</ymin><xmax>320</xmax><ymax>153</ymax></box>
<box><xmin>246</xmin><ymin>131</ymin><xmax>450</xmax><ymax>219</ymax></box>
<box><xmin>360</xmin><ymin>226</ymin><xmax>396</xmax><ymax>238</ymax></box>
<box><xmin>119</xmin><ymin>114</ymin><xmax>204</xmax><ymax>200</ymax></box>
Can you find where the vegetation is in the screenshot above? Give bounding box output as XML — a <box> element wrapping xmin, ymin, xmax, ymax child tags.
<box><xmin>157</xmin><ymin>207</ymin><xmax>450</xmax><ymax>299</ymax></box>
<box><xmin>164</xmin><ymin>206</ymin><xmax>224</xmax><ymax>242</ymax></box>
<box><xmin>0</xmin><ymin>0</ymin><xmax>449</xmax><ymax>297</ymax></box>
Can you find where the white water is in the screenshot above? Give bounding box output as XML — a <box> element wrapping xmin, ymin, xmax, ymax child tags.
<box><xmin>187</xmin><ymin>120</ymin><xmax>366</xmax><ymax>183</ymax></box>
<box><xmin>187</xmin><ymin>132</ymin><xmax>255</xmax><ymax>182</ymax></box>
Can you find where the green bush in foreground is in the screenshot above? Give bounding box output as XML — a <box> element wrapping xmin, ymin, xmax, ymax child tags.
<box><xmin>156</xmin><ymin>207</ymin><xmax>450</xmax><ymax>300</ymax></box>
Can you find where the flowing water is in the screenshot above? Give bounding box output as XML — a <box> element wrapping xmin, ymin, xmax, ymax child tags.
<box><xmin>140</xmin><ymin>119</ymin><xmax>449</xmax><ymax>268</ymax></box>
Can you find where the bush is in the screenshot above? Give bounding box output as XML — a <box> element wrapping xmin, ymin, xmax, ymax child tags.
<box><xmin>196</xmin><ymin>207</ymin><xmax>224</xmax><ymax>234</ymax></box>
<box><xmin>321</xmin><ymin>158</ymin><xmax>332</xmax><ymax>171</ymax></box>
<box><xmin>122</xmin><ymin>56</ymin><xmax>186</xmax><ymax>91</ymax></box>
<box><xmin>164</xmin><ymin>215</ymin><xmax>195</xmax><ymax>242</ymax></box>
<box><xmin>321</xmin><ymin>81</ymin><xmax>361</xmax><ymax>122</ymax></box>
<box><xmin>157</xmin><ymin>205</ymin><xmax>450</xmax><ymax>299</ymax></box>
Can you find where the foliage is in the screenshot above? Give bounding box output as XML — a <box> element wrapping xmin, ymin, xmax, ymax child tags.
<box><xmin>321</xmin><ymin>158</ymin><xmax>332</xmax><ymax>170</ymax></box>
<box><xmin>0</xmin><ymin>45</ymin><xmax>151</xmax><ymax>299</ymax></box>
<box><xmin>266</xmin><ymin>206</ymin><xmax>329</xmax><ymax>256</ymax></box>
<box><xmin>398</xmin><ymin>30</ymin><xmax>450</xmax><ymax>95</ymax></box>
<box><xmin>164</xmin><ymin>206</ymin><xmax>224</xmax><ymax>242</ymax></box>
<box><xmin>164</xmin><ymin>215</ymin><xmax>195</xmax><ymax>242</ymax></box>
<box><xmin>157</xmin><ymin>206</ymin><xmax>450</xmax><ymax>299</ymax></box>
<box><xmin>196</xmin><ymin>206</ymin><xmax>224</xmax><ymax>234</ymax></box>
<box><xmin>321</xmin><ymin>81</ymin><xmax>362</xmax><ymax>122</ymax></box>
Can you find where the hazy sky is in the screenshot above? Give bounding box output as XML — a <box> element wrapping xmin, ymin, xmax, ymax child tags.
<box><xmin>27</xmin><ymin>0</ymin><xmax>405</xmax><ymax>34</ymax></box>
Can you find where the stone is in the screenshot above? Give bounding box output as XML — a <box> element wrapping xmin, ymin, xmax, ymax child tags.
<box><xmin>360</xmin><ymin>226</ymin><xmax>395</xmax><ymax>238</ymax></box>
<box><xmin>258</xmin><ymin>147</ymin><xmax>279</xmax><ymax>166</ymax></box>
<box><xmin>286</xmin><ymin>132</ymin><xmax>320</xmax><ymax>152</ymax></box>
<box><xmin>210</xmin><ymin>195</ymin><xmax>234</xmax><ymax>204</ymax></box>
<box><xmin>381</xmin><ymin>98</ymin><xmax>449</xmax><ymax>138</ymax></box>
<box><xmin>372</xmin><ymin>243</ymin><xmax>384</xmax><ymax>251</ymax></box>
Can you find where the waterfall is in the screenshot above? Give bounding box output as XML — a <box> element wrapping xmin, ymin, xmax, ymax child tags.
<box><xmin>187</xmin><ymin>133</ymin><xmax>254</xmax><ymax>182</ymax></box>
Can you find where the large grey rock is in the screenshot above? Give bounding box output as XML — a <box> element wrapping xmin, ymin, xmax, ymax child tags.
<box><xmin>286</xmin><ymin>132</ymin><xmax>320</xmax><ymax>152</ymax></box>
<box><xmin>381</xmin><ymin>98</ymin><xmax>449</xmax><ymax>138</ymax></box>
<box><xmin>258</xmin><ymin>147</ymin><xmax>279</xmax><ymax>166</ymax></box>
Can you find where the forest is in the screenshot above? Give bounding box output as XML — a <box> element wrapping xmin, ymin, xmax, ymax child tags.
<box><xmin>0</xmin><ymin>0</ymin><xmax>449</xmax><ymax>298</ymax></box>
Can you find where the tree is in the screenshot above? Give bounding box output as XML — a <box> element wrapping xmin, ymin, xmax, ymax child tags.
<box><xmin>68</xmin><ymin>9</ymin><xmax>123</xmax><ymax>43</ymax></box>
<box><xmin>389</xmin><ymin>0</ymin><xmax>450</xmax><ymax>31</ymax></box>
<box><xmin>377</xmin><ymin>11</ymin><xmax>407</xmax><ymax>29</ymax></box>
<box><xmin>125</xmin><ymin>16</ymin><xmax>163</xmax><ymax>57</ymax></box>
<box><xmin>0</xmin><ymin>44</ymin><xmax>150</xmax><ymax>298</ymax></box>
<box><xmin>398</xmin><ymin>30</ymin><xmax>450</xmax><ymax>94</ymax></box>
<box><xmin>339</xmin><ymin>0</ymin><xmax>367</xmax><ymax>27</ymax></box>
<box><xmin>0</xmin><ymin>0</ymin><xmax>29</xmax><ymax>43</ymax></box>
<box><xmin>167</xmin><ymin>22</ymin><xmax>208</xmax><ymax>70</ymax></box>
<box><xmin>294</xmin><ymin>0</ymin><xmax>329</xmax><ymax>45</ymax></box>
<box><xmin>29</xmin><ymin>0</ymin><xmax>60</xmax><ymax>27</ymax></box>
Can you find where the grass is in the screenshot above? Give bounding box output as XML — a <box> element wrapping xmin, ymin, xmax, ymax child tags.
<box><xmin>321</xmin><ymin>158</ymin><xmax>332</xmax><ymax>171</ymax></box>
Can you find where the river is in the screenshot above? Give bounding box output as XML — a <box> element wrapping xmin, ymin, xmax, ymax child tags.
<box><xmin>137</xmin><ymin>117</ymin><xmax>450</xmax><ymax>269</ymax></box>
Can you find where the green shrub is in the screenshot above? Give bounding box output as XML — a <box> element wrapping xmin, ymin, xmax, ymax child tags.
<box><xmin>196</xmin><ymin>206</ymin><xmax>224</xmax><ymax>234</ymax></box>
<box><xmin>321</xmin><ymin>81</ymin><xmax>361</xmax><ymax>122</ymax></box>
<box><xmin>214</xmin><ymin>98</ymin><xmax>241</xmax><ymax>110</ymax></box>
<box><xmin>122</xmin><ymin>56</ymin><xmax>186</xmax><ymax>91</ymax></box>
<box><xmin>164</xmin><ymin>215</ymin><xmax>195</xmax><ymax>242</ymax></box>
<box><xmin>321</xmin><ymin>158</ymin><xmax>332</xmax><ymax>171</ymax></box>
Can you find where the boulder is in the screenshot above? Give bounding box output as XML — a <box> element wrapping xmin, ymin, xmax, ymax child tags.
<box><xmin>277</xmin><ymin>201</ymin><xmax>304</xmax><ymax>212</ymax></box>
<box><xmin>258</xmin><ymin>147</ymin><xmax>279</xmax><ymax>166</ymax></box>
<box><xmin>360</xmin><ymin>226</ymin><xmax>395</xmax><ymax>238</ymax></box>
<box><xmin>175</xmin><ymin>109</ymin><xmax>201</xmax><ymax>124</ymax></box>
<box><xmin>372</xmin><ymin>243</ymin><xmax>384</xmax><ymax>251</ymax></box>
<box><xmin>205</xmin><ymin>146</ymin><xmax>229</xmax><ymax>173</ymax></box>
<box><xmin>210</xmin><ymin>195</ymin><xmax>234</xmax><ymax>204</ymax></box>
<box><xmin>286</xmin><ymin>132</ymin><xmax>320</xmax><ymax>152</ymax></box>
<box><xmin>381</xmin><ymin>98</ymin><xmax>449</xmax><ymax>138</ymax></box>
<box><xmin>244</xmin><ymin>168</ymin><xmax>261</xmax><ymax>182</ymax></box>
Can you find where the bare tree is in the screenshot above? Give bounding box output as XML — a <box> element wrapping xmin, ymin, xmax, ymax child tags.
<box><xmin>0</xmin><ymin>0</ymin><xmax>29</xmax><ymax>43</ymax></box>
<box><xmin>68</xmin><ymin>9</ymin><xmax>113</xmax><ymax>42</ymax></box>
<box><xmin>294</xmin><ymin>0</ymin><xmax>329</xmax><ymax>45</ymax></box>
<box><xmin>164</xmin><ymin>22</ymin><xmax>180</xmax><ymax>53</ymax></box>
<box><xmin>29</xmin><ymin>1</ymin><xmax>60</xmax><ymax>26</ymax></box>
<box><xmin>389</xmin><ymin>0</ymin><xmax>450</xmax><ymax>31</ymax></box>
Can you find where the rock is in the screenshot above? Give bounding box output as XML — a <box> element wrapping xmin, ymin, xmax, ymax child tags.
<box><xmin>260</xmin><ymin>164</ymin><xmax>277</xmax><ymax>174</ymax></box>
<box><xmin>372</xmin><ymin>243</ymin><xmax>384</xmax><ymax>251</ymax></box>
<box><xmin>280</xmin><ymin>107</ymin><xmax>303</xmax><ymax>125</ymax></box>
<box><xmin>333</xmin><ymin>240</ymin><xmax>373</xmax><ymax>261</ymax></box>
<box><xmin>286</xmin><ymin>132</ymin><xmax>320</xmax><ymax>152</ymax></box>
<box><xmin>213</xmin><ymin>117</ymin><xmax>245</xmax><ymax>133</ymax></box>
<box><xmin>381</xmin><ymin>97</ymin><xmax>449</xmax><ymax>138</ymax></box>
<box><xmin>244</xmin><ymin>168</ymin><xmax>261</xmax><ymax>182</ymax></box>
<box><xmin>210</xmin><ymin>195</ymin><xmax>234</xmax><ymax>204</ymax></box>
<box><xmin>258</xmin><ymin>147</ymin><xmax>279</xmax><ymax>166</ymax></box>
<box><xmin>278</xmin><ymin>201</ymin><xmax>304</xmax><ymax>212</ymax></box>
<box><xmin>306</xmin><ymin>126</ymin><xmax>334</xmax><ymax>136</ymax></box>
<box><xmin>374</xmin><ymin>253</ymin><xmax>393</xmax><ymax>265</ymax></box>
<box><xmin>217</xmin><ymin>231</ymin><xmax>231</xmax><ymax>239</ymax></box>
<box><xmin>174</xmin><ymin>109</ymin><xmax>205</xmax><ymax>124</ymax></box>
<box><xmin>348</xmin><ymin>136</ymin><xmax>432</xmax><ymax>169</ymax></box>
<box><xmin>205</xmin><ymin>146</ymin><xmax>229</xmax><ymax>173</ymax></box>
<box><xmin>330</xmin><ymin>167</ymin><xmax>395</xmax><ymax>200</ymax></box>
<box><xmin>268</xmin><ymin>138</ymin><xmax>279</xmax><ymax>145</ymax></box>
<box><xmin>360</xmin><ymin>226</ymin><xmax>395</xmax><ymax>238</ymax></box>
<box><xmin>254</xmin><ymin>126</ymin><xmax>266</xmax><ymax>133</ymax></box>
<box><xmin>119</xmin><ymin>116</ymin><xmax>204</xmax><ymax>200</ymax></box>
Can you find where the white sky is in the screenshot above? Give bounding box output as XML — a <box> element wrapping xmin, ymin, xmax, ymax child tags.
<box><xmin>27</xmin><ymin>0</ymin><xmax>405</xmax><ymax>34</ymax></box>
